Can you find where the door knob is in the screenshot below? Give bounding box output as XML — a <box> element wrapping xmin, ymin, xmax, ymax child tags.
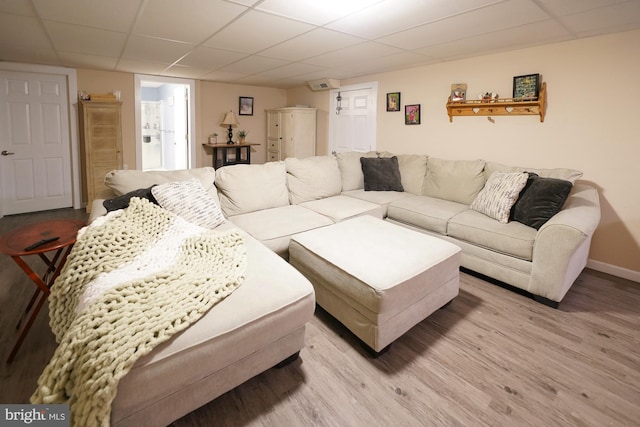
<box><xmin>1</xmin><ymin>150</ymin><xmax>15</xmax><ymax>156</ymax></box>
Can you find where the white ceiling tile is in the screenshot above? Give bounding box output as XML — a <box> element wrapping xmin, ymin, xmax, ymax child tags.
<box><xmin>178</xmin><ymin>46</ymin><xmax>247</xmax><ymax>69</ymax></box>
<box><xmin>302</xmin><ymin>41</ymin><xmax>402</xmax><ymax>68</ymax></box>
<box><xmin>162</xmin><ymin>64</ymin><xmax>210</xmax><ymax>79</ymax></box>
<box><xmin>115</xmin><ymin>58</ymin><xmax>172</xmax><ymax>75</ymax></box>
<box><xmin>122</xmin><ymin>35</ymin><xmax>194</xmax><ymax>63</ymax></box>
<box><xmin>535</xmin><ymin>0</ymin><xmax>629</xmax><ymax>16</ymax></box>
<box><xmin>0</xmin><ymin>14</ymin><xmax>51</xmax><ymax>49</ymax></box>
<box><xmin>559</xmin><ymin>1</ymin><xmax>640</xmax><ymax>36</ymax></box>
<box><xmin>219</xmin><ymin>55</ymin><xmax>289</xmax><ymax>75</ymax></box>
<box><xmin>133</xmin><ymin>0</ymin><xmax>246</xmax><ymax>43</ymax></box>
<box><xmin>225</xmin><ymin>0</ymin><xmax>262</xmax><ymax>6</ymax></box>
<box><xmin>33</xmin><ymin>0</ymin><xmax>142</xmax><ymax>33</ymax></box>
<box><xmin>198</xmin><ymin>69</ymin><xmax>250</xmax><ymax>82</ymax></box>
<box><xmin>0</xmin><ymin>1</ymin><xmax>36</xmax><ymax>16</ymax></box>
<box><xmin>259</xmin><ymin>28</ymin><xmax>365</xmax><ymax>61</ymax></box>
<box><xmin>44</xmin><ymin>21</ymin><xmax>127</xmax><ymax>57</ymax></box>
<box><xmin>415</xmin><ymin>20</ymin><xmax>573</xmax><ymax>59</ymax></box>
<box><xmin>257</xmin><ymin>62</ymin><xmax>326</xmax><ymax>79</ymax></box>
<box><xmin>57</xmin><ymin>52</ymin><xmax>119</xmax><ymax>70</ymax></box>
<box><xmin>0</xmin><ymin>43</ymin><xmax>59</xmax><ymax>64</ymax></box>
<box><xmin>202</xmin><ymin>10</ymin><xmax>314</xmax><ymax>53</ymax></box>
<box><xmin>327</xmin><ymin>0</ymin><xmax>504</xmax><ymax>39</ymax></box>
<box><xmin>256</xmin><ymin>0</ymin><xmax>382</xmax><ymax>25</ymax></box>
<box><xmin>379</xmin><ymin>0</ymin><xmax>549</xmax><ymax>50</ymax></box>
<box><xmin>0</xmin><ymin>0</ymin><xmax>639</xmax><ymax>88</ymax></box>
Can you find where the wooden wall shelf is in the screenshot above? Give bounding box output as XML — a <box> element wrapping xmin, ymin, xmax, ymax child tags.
<box><xmin>446</xmin><ymin>82</ymin><xmax>547</xmax><ymax>122</ymax></box>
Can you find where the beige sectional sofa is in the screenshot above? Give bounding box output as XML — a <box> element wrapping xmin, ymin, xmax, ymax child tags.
<box><xmin>91</xmin><ymin>152</ymin><xmax>600</xmax><ymax>308</ymax></box>
<box><xmin>87</xmin><ymin>151</ymin><xmax>600</xmax><ymax>423</ymax></box>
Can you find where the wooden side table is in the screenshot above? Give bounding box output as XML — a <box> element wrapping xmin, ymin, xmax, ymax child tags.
<box><xmin>0</xmin><ymin>218</ymin><xmax>85</xmax><ymax>362</ymax></box>
<box><xmin>203</xmin><ymin>143</ymin><xmax>260</xmax><ymax>169</ymax></box>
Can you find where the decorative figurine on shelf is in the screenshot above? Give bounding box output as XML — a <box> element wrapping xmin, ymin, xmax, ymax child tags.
<box><xmin>480</xmin><ymin>92</ymin><xmax>499</xmax><ymax>102</ymax></box>
<box><xmin>237</xmin><ymin>130</ymin><xmax>248</xmax><ymax>144</ymax></box>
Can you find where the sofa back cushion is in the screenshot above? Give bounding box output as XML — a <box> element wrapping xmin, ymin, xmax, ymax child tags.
<box><xmin>396</xmin><ymin>154</ymin><xmax>428</xmax><ymax>195</ymax></box>
<box><xmin>215</xmin><ymin>161</ymin><xmax>289</xmax><ymax>216</ymax></box>
<box><xmin>422</xmin><ymin>158</ymin><xmax>486</xmax><ymax>205</ymax></box>
<box><xmin>335</xmin><ymin>151</ymin><xmax>386</xmax><ymax>191</ymax></box>
<box><xmin>104</xmin><ymin>167</ymin><xmax>220</xmax><ymax>205</ymax></box>
<box><xmin>286</xmin><ymin>156</ymin><xmax>342</xmax><ymax>204</ymax></box>
<box><xmin>484</xmin><ymin>161</ymin><xmax>583</xmax><ymax>183</ymax></box>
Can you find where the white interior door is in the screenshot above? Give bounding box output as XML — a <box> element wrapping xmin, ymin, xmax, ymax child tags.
<box><xmin>0</xmin><ymin>71</ymin><xmax>72</xmax><ymax>215</ymax></box>
<box><xmin>329</xmin><ymin>82</ymin><xmax>377</xmax><ymax>154</ymax></box>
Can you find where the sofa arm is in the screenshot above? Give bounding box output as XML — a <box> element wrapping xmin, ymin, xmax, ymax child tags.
<box><xmin>529</xmin><ymin>183</ymin><xmax>601</xmax><ymax>302</ymax></box>
<box><xmin>88</xmin><ymin>187</ymin><xmax>116</xmax><ymax>223</ymax></box>
<box><xmin>88</xmin><ymin>199</ymin><xmax>108</xmax><ymax>224</ymax></box>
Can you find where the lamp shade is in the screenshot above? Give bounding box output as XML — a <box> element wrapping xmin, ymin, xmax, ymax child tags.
<box><xmin>221</xmin><ymin>111</ymin><xmax>239</xmax><ymax>126</ymax></box>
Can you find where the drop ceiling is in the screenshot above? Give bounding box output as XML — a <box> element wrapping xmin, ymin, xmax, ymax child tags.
<box><xmin>0</xmin><ymin>0</ymin><xmax>638</xmax><ymax>88</ymax></box>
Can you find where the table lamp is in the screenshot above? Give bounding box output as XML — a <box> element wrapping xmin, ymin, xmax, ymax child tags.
<box><xmin>221</xmin><ymin>111</ymin><xmax>239</xmax><ymax>144</ymax></box>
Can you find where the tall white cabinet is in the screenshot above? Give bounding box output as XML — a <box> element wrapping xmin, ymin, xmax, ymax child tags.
<box><xmin>266</xmin><ymin>107</ymin><xmax>317</xmax><ymax>162</ymax></box>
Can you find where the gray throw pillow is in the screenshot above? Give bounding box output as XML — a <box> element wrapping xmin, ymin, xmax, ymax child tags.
<box><xmin>103</xmin><ymin>186</ymin><xmax>157</xmax><ymax>212</ymax></box>
<box><xmin>360</xmin><ymin>156</ymin><xmax>404</xmax><ymax>192</ymax></box>
<box><xmin>511</xmin><ymin>175</ymin><xmax>572</xmax><ymax>229</ymax></box>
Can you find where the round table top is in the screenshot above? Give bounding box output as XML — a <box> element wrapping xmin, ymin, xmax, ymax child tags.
<box><xmin>0</xmin><ymin>218</ymin><xmax>85</xmax><ymax>256</ymax></box>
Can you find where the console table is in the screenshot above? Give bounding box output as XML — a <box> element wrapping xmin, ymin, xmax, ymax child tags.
<box><xmin>203</xmin><ymin>143</ymin><xmax>259</xmax><ymax>169</ymax></box>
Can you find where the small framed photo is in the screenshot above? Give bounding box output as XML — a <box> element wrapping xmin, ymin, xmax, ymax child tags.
<box><xmin>239</xmin><ymin>96</ymin><xmax>254</xmax><ymax>116</ymax></box>
<box><xmin>386</xmin><ymin>92</ymin><xmax>401</xmax><ymax>111</ymax></box>
<box><xmin>450</xmin><ymin>83</ymin><xmax>467</xmax><ymax>102</ymax></box>
<box><xmin>405</xmin><ymin>104</ymin><xmax>420</xmax><ymax>125</ymax></box>
<box><xmin>513</xmin><ymin>74</ymin><xmax>540</xmax><ymax>100</ymax></box>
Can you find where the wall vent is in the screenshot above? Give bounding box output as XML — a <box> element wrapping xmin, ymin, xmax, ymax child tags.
<box><xmin>308</xmin><ymin>78</ymin><xmax>340</xmax><ymax>91</ymax></box>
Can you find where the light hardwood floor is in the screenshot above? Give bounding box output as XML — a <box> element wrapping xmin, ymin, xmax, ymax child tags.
<box><xmin>1</xmin><ymin>208</ymin><xmax>639</xmax><ymax>426</ymax></box>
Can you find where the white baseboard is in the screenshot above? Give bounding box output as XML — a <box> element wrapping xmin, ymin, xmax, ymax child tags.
<box><xmin>587</xmin><ymin>259</ymin><xmax>640</xmax><ymax>283</ymax></box>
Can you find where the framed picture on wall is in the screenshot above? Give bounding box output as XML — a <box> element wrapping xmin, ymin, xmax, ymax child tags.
<box><xmin>239</xmin><ymin>96</ymin><xmax>254</xmax><ymax>116</ymax></box>
<box><xmin>450</xmin><ymin>83</ymin><xmax>467</xmax><ymax>102</ymax></box>
<box><xmin>405</xmin><ymin>104</ymin><xmax>420</xmax><ymax>125</ymax></box>
<box><xmin>513</xmin><ymin>74</ymin><xmax>540</xmax><ymax>100</ymax></box>
<box><xmin>386</xmin><ymin>92</ymin><xmax>401</xmax><ymax>111</ymax></box>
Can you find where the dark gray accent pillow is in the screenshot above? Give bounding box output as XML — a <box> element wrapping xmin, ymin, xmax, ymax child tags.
<box><xmin>103</xmin><ymin>186</ymin><xmax>158</xmax><ymax>212</ymax></box>
<box><xmin>360</xmin><ymin>156</ymin><xmax>404</xmax><ymax>192</ymax></box>
<box><xmin>511</xmin><ymin>175</ymin><xmax>572</xmax><ymax>229</ymax></box>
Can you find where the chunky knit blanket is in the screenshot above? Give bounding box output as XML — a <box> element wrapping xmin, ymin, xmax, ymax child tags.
<box><xmin>31</xmin><ymin>198</ymin><xmax>246</xmax><ymax>427</ymax></box>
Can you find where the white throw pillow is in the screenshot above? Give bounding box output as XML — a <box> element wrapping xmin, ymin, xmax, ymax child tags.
<box><xmin>470</xmin><ymin>171</ymin><xmax>528</xmax><ymax>223</ymax></box>
<box><xmin>151</xmin><ymin>178</ymin><xmax>225</xmax><ymax>228</ymax></box>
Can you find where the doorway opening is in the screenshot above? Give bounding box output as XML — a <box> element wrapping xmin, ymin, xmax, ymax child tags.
<box><xmin>135</xmin><ymin>75</ymin><xmax>195</xmax><ymax>171</ymax></box>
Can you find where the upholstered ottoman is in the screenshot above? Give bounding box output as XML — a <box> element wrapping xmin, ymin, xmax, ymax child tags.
<box><xmin>289</xmin><ymin>216</ymin><xmax>461</xmax><ymax>354</ymax></box>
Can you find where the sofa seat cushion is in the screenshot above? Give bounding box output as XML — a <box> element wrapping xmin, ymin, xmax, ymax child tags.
<box><xmin>447</xmin><ymin>209</ymin><xmax>537</xmax><ymax>261</ymax></box>
<box><xmin>387</xmin><ymin>195</ymin><xmax>469</xmax><ymax>235</ymax></box>
<box><xmin>227</xmin><ymin>205</ymin><xmax>333</xmax><ymax>256</ymax></box>
<box><xmin>112</xmin><ymin>229</ymin><xmax>315</xmax><ymax>424</ymax></box>
<box><xmin>342</xmin><ymin>189</ymin><xmax>413</xmax><ymax>216</ymax></box>
<box><xmin>299</xmin><ymin>195</ymin><xmax>385</xmax><ymax>222</ymax></box>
